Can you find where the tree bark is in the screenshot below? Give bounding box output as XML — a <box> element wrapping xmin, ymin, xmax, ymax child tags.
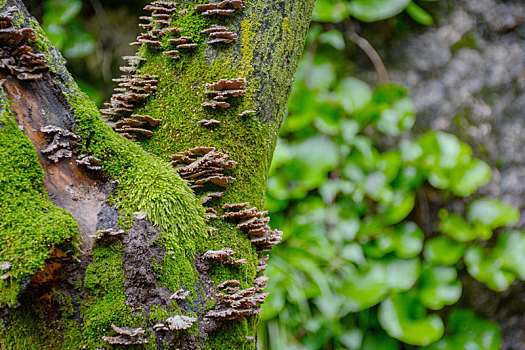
<box><xmin>0</xmin><ymin>0</ymin><xmax>314</xmax><ymax>348</ymax></box>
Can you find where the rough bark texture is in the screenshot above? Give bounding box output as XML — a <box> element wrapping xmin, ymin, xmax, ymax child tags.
<box><xmin>353</xmin><ymin>0</ymin><xmax>525</xmax><ymax>348</ymax></box>
<box><xmin>0</xmin><ymin>0</ymin><xmax>314</xmax><ymax>349</ymax></box>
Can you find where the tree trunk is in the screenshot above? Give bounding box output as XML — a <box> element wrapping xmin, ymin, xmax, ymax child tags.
<box><xmin>0</xmin><ymin>0</ymin><xmax>314</xmax><ymax>348</ymax></box>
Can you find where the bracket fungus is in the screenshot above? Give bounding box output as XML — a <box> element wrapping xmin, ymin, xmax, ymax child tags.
<box><xmin>202</xmin><ymin>78</ymin><xmax>246</xmax><ymax>109</ymax></box>
<box><xmin>162</xmin><ymin>49</ymin><xmax>180</xmax><ymax>60</ymax></box>
<box><xmin>257</xmin><ymin>255</ymin><xmax>269</xmax><ymax>274</ymax></box>
<box><xmin>169</xmin><ymin>147</ymin><xmax>236</xmax><ymax>190</ymax></box>
<box><xmin>102</xmin><ymin>325</ymin><xmax>148</xmax><ymax>345</ymax></box>
<box><xmin>202</xmin><ymin>25</ymin><xmax>237</xmax><ymax>44</ymax></box>
<box><xmin>205</xmin><ymin>285</ymin><xmax>268</xmax><ymax>323</ymax></box>
<box><xmin>165</xmin><ymin>315</ymin><xmax>197</xmax><ymax>331</ymax></box>
<box><xmin>170</xmin><ymin>289</ymin><xmax>190</xmax><ymax>301</ymax></box>
<box><xmin>217</xmin><ymin>280</ymin><xmax>241</xmax><ymax>289</ymax></box>
<box><xmin>0</xmin><ymin>7</ymin><xmax>49</xmax><ymax>81</ymax></box>
<box><xmin>203</xmin><ymin>248</ymin><xmax>247</xmax><ymax>266</ymax></box>
<box><xmin>198</xmin><ymin>119</ymin><xmax>221</xmax><ymax>127</ymax></box>
<box><xmin>102</xmin><ymin>72</ymin><xmax>162</xmax><ymax>139</ymax></box>
<box><xmin>0</xmin><ymin>261</ymin><xmax>11</xmax><ymax>280</ymax></box>
<box><xmin>201</xmin><ymin>191</ymin><xmax>224</xmax><ymax>204</ymax></box>
<box><xmin>76</xmin><ymin>155</ymin><xmax>102</xmax><ymax>171</ymax></box>
<box><xmin>239</xmin><ymin>110</ymin><xmax>256</xmax><ymax>118</ymax></box>
<box><xmin>222</xmin><ymin>203</ymin><xmax>283</xmax><ymax>254</ymax></box>
<box><xmin>194</xmin><ymin>1</ymin><xmax>246</xmax><ymax>16</ymax></box>
<box><xmin>91</xmin><ymin>228</ymin><xmax>125</xmax><ymax>241</ymax></box>
<box><xmin>40</xmin><ymin>125</ymin><xmax>80</xmax><ymax>163</ymax></box>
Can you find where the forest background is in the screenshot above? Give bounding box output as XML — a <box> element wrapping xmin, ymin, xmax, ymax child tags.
<box><xmin>23</xmin><ymin>0</ymin><xmax>525</xmax><ymax>349</ymax></box>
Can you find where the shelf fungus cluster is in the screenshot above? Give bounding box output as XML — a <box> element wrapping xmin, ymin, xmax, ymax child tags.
<box><xmin>90</xmin><ymin>228</ymin><xmax>125</xmax><ymax>241</ymax></box>
<box><xmin>203</xmin><ymin>248</ymin><xmax>247</xmax><ymax>266</ymax></box>
<box><xmin>101</xmin><ymin>70</ymin><xmax>161</xmax><ymax>139</ymax></box>
<box><xmin>102</xmin><ymin>325</ymin><xmax>148</xmax><ymax>345</ymax></box>
<box><xmin>201</xmin><ymin>25</ymin><xmax>237</xmax><ymax>45</ymax></box>
<box><xmin>205</xmin><ymin>280</ymin><xmax>269</xmax><ymax>322</ymax></box>
<box><xmin>0</xmin><ymin>7</ymin><xmax>49</xmax><ymax>81</ymax></box>
<box><xmin>194</xmin><ymin>1</ymin><xmax>246</xmax><ymax>16</ymax></box>
<box><xmin>202</xmin><ymin>78</ymin><xmax>247</xmax><ymax>109</ymax></box>
<box><xmin>132</xmin><ymin>1</ymin><xmax>177</xmax><ymax>48</ymax></box>
<box><xmin>40</xmin><ymin>125</ymin><xmax>80</xmax><ymax>163</ymax></box>
<box><xmin>154</xmin><ymin>315</ymin><xmax>197</xmax><ymax>332</ymax></box>
<box><xmin>170</xmin><ymin>288</ymin><xmax>190</xmax><ymax>301</ymax></box>
<box><xmin>169</xmin><ymin>147</ymin><xmax>236</xmax><ymax>191</ymax></box>
<box><xmin>222</xmin><ymin>203</ymin><xmax>283</xmax><ymax>254</ymax></box>
<box><xmin>76</xmin><ymin>155</ymin><xmax>102</xmax><ymax>171</ymax></box>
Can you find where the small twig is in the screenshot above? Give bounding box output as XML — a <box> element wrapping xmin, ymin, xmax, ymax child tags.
<box><xmin>347</xmin><ymin>28</ymin><xmax>390</xmax><ymax>84</ymax></box>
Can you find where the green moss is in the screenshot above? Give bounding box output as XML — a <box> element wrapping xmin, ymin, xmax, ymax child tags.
<box><xmin>205</xmin><ymin>319</ymin><xmax>256</xmax><ymax>350</ymax></box>
<box><xmin>81</xmin><ymin>243</ymin><xmax>142</xmax><ymax>348</ymax></box>
<box><xmin>0</xmin><ymin>88</ymin><xmax>79</xmax><ymax>307</ymax></box>
<box><xmin>0</xmin><ymin>300</ymin><xmax>62</xmax><ymax>349</ymax></box>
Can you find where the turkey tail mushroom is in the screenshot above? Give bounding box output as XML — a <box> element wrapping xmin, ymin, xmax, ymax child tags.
<box><xmin>0</xmin><ymin>7</ymin><xmax>49</xmax><ymax>81</ymax></box>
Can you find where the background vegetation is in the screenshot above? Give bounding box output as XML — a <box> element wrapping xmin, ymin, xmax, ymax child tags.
<box><xmin>25</xmin><ymin>1</ymin><xmax>524</xmax><ymax>349</ymax></box>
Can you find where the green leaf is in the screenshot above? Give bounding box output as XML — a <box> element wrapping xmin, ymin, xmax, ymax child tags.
<box><xmin>339</xmin><ymin>258</ymin><xmax>420</xmax><ymax>311</ymax></box>
<box><xmin>464</xmin><ymin>245</ymin><xmax>515</xmax><ymax>291</ymax></box>
<box><xmin>452</xmin><ymin>158</ymin><xmax>492</xmax><ymax>196</ymax></box>
<box><xmin>341</xmin><ymin>329</ymin><xmax>363</xmax><ymax>349</ymax></box>
<box><xmin>418</xmin><ymin>266</ymin><xmax>462</xmax><ymax>310</ymax></box>
<box><xmin>379</xmin><ymin>190</ymin><xmax>416</xmax><ymax>225</ymax></box>
<box><xmin>318</xmin><ymin>30</ymin><xmax>345</xmax><ymax>50</ymax></box>
<box><xmin>362</xmin><ymin>331</ymin><xmax>401</xmax><ymax>350</ymax></box>
<box><xmin>312</xmin><ymin>0</ymin><xmax>352</xmax><ymax>22</ymax></box>
<box><xmin>424</xmin><ymin>309</ymin><xmax>501</xmax><ymax>350</ymax></box>
<box><xmin>467</xmin><ymin>198</ymin><xmax>520</xmax><ymax>229</ymax></box>
<box><xmin>348</xmin><ymin>0</ymin><xmax>412</xmax><ymax>22</ymax></box>
<box><xmin>364</xmin><ymin>222</ymin><xmax>423</xmax><ymax>258</ymax></box>
<box><xmin>379</xmin><ymin>293</ymin><xmax>444</xmax><ymax>346</ymax></box>
<box><xmin>406</xmin><ymin>3</ymin><xmax>434</xmax><ymax>25</ymax></box>
<box><xmin>376</xmin><ymin>98</ymin><xmax>416</xmax><ymax>136</ymax></box>
<box><xmin>424</xmin><ymin>237</ymin><xmax>465</xmax><ymax>266</ymax></box>
<box><xmin>64</xmin><ymin>31</ymin><xmax>95</xmax><ymax>59</ymax></box>
<box><xmin>393</xmin><ymin>222</ymin><xmax>424</xmax><ymax>258</ymax></box>
<box><xmin>495</xmin><ymin>230</ymin><xmax>525</xmax><ymax>279</ymax></box>
<box><xmin>43</xmin><ymin>0</ymin><xmax>82</xmax><ymax>25</ymax></box>
<box><xmin>439</xmin><ymin>209</ymin><xmax>492</xmax><ymax>242</ymax></box>
<box><xmin>335</xmin><ymin>78</ymin><xmax>372</xmax><ymax>114</ymax></box>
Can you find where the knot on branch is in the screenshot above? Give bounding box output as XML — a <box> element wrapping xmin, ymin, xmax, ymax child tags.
<box><xmin>0</xmin><ymin>7</ymin><xmax>49</xmax><ymax>81</ymax></box>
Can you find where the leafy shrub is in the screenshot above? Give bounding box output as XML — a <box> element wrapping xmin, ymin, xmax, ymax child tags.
<box><xmin>259</xmin><ymin>27</ymin><xmax>522</xmax><ymax>350</ymax></box>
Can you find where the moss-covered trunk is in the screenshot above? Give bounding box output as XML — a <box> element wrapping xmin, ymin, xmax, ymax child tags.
<box><xmin>0</xmin><ymin>0</ymin><xmax>314</xmax><ymax>348</ymax></box>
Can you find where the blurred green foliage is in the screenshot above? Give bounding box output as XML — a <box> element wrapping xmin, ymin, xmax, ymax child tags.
<box><xmin>259</xmin><ymin>1</ymin><xmax>523</xmax><ymax>349</ymax></box>
<box><xmin>42</xmin><ymin>0</ymin><xmax>95</xmax><ymax>59</ymax></box>
<box><xmin>36</xmin><ymin>1</ymin><xmax>523</xmax><ymax>349</ymax></box>
<box><xmin>313</xmin><ymin>0</ymin><xmax>437</xmax><ymax>25</ymax></box>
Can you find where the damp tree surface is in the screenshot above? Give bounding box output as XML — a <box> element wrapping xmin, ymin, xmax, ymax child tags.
<box><xmin>0</xmin><ymin>0</ymin><xmax>314</xmax><ymax>348</ymax></box>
